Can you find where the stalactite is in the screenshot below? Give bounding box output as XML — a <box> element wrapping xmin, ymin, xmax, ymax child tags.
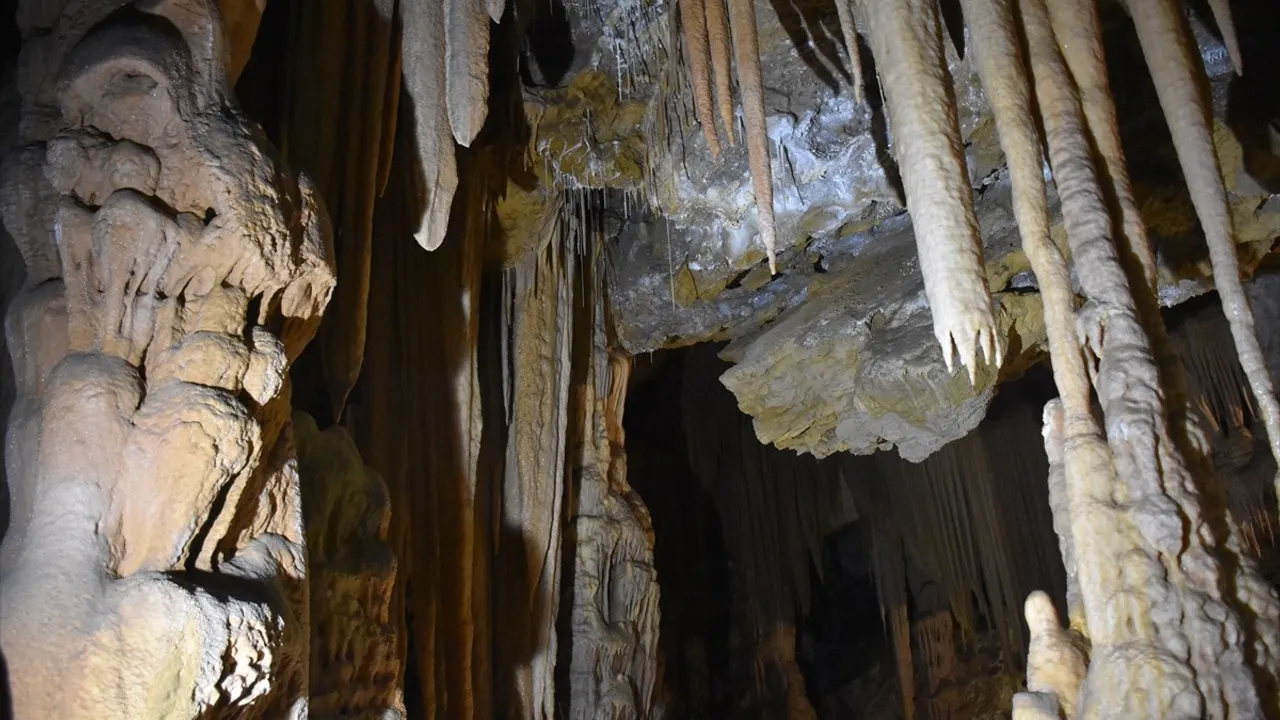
<box><xmin>401</xmin><ymin>0</ymin><xmax>460</xmax><ymax>251</ymax></box>
<box><xmin>1124</xmin><ymin>0</ymin><xmax>1280</xmax><ymax>483</ymax></box>
<box><xmin>958</xmin><ymin>0</ymin><xmax>1125</xmax><ymax>646</ymax></box>
<box><xmin>1204</xmin><ymin>0</ymin><xmax>1243</xmax><ymax>75</ymax></box>
<box><xmin>890</xmin><ymin>602</ymin><xmax>915</xmax><ymax>720</ymax></box>
<box><xmin>704</xmin><ymin>0</ymin><xmax>737</xmax><ymax>145</ymax></box>
<box><xmin>494</xmin><ymin>213</ymin><xmax>577</xmax><ymax>720</ymax></box>
<box><xmin>916</xmin><ymin>610</ymin><xmax>956</xmax><ymax>693</ymax></box>
<box><xmin>728</xmin><ymin>0</ymin><xmax>778</xmax><ymax>273</ymax></box>
<box><xmin>488</xmin><ymin>0</ymin><xmax>507</xmax><ymax>22</ymax></box>
<box><xmin>1045</xmin><ymin>0</ymin><xmax>1157</xmax><ymax>292</ymax></box>
<box><xmin>359</xmin><ymin>99</ymin><xmax>498</xmax><ymax>716</ymax></box>
<box><xmin>1170</xmin><ymin>302</ymin><xmax>1280</xmax><ymax>561</ymax></box>
<box><xmin>832</xmin><ymin>0</ymin><xmax>864</xmax><ymax>104</ymax></box>
<box><xmin>446</xmin><ymin>0</ymin><xmax>492</xmax><ymax>147</ymax></box>
<box><xmin>954</xmin><ymin>435</ymin><xmax>1025</xmax><ymax>658</ymax></box>
<box><xmin>1019</xmin><ymin>0</ymin><xmax>1280</xmax><ymax>713</ymax></box>
<box><xmin>854</xmin><ymin>0</ymin><xmax>1003</xmax><ymax>382</ymax></box>
<box><xmin>679</xmin><ymin>0</ymin><xmax>721</xmax><ymax>156</ymax></box>
<box><xmin>678</xmin><ymin>345</ymin><xmax>851</xmax><ymax>715</ymax></box>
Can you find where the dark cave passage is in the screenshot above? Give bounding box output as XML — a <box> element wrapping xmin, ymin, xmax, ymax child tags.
<box><xmin>619</xmin><ymin>287</ymin><xmax>1280</xmax><ymax>718</ymax></box>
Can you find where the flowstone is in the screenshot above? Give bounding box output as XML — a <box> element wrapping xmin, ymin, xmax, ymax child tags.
<box><xmin>0</xmin><ymin>1</ymin><xmax>334</xmax><ymax>716</ymax></box>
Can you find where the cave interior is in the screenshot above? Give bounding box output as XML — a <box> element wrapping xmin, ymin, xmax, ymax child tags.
<box><xmin>1</xmin><ymin>0</ymin><xmax>1280</xmax><ymax>718</ymax></box>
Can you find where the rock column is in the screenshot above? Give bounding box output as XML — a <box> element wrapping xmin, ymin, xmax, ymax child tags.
<box><xmin>0</xmin><ymin>1</ymin><xmax>334</xmax><ymax>716</ymax></box>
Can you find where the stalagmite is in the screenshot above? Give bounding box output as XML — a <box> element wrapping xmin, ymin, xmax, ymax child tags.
<box><xmin>1045</xmin><ymin>0</ymin><xmax>1158</xmax><ymax>291</ymax></box>
<box><xmin>446</xmin><ymin>0</ymin><xmax>492</xmax><ymax>146</ymax></box>
<box><xmin>401</xmin><ymin>0</ymin><xmax>459</xmax><ymax>251</ymax></box>
<box><xmin>704</xmin><ymin>0</ymin><xmax>737</xmax><ymax>145</ymax></box>
<box><xmin>728</xmin><ymin>0</ymin><xmax>779</xmax><ymax>274</ymax></box>
<box><xmin>680</xmin><ymin>0</ymin><xmax>722</xmax><ymax>156</ymax></box>
<box><xmin>1020</xmin><ymin>0</ymin><xmax>1280</xmax><ymax>713</ymax></box>
<box><xmin>832</xmin><ymin>0</ymin><xmax>865</xmax><ymax>104</ymax></box>
<box><xmin>854</xmin><ymin>0</ymin><xmax>1003</xmax><ymax>382</ymax></box>
<box><xmin>1023</xmin><ymin>591</ymin><xmax>1088</xmax><ymax>719</ymax></box>
<box><xmin>294</xmin><ymin>411</ymin><xmax>403</xmax><ymax>716</ymax></box>
<box><xmin>1125</xmin><ymin>0</ymin><xmax>1280</xmax><ymax>486</ymax></box>
<box><xmin>565</xmin><ymin>240</ymin><xmax>662</xmax><ymax>719</ymax></box>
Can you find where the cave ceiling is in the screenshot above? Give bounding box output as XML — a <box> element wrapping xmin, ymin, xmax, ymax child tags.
<box><xmin>501</xmin><ymin>0</ymin><xmax>1280</xmax><ymax>460</ymax></box>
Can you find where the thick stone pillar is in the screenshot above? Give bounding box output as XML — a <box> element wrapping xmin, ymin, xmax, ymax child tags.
<box><xmin>0</xmin><ymin>1</ymin><xmax>334</xmax><ymax>717</ymax></box>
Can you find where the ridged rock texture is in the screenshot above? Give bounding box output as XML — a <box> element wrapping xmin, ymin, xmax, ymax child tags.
<box><xmin>0</xmin><ymin>1</ymin><xmax>336</xmax><ymax>717</ymax></box>
<box><xmin>293</xmin><ymin>411</ymin><xmax>402</xmax><ymax>716</ymax></box>
<box><xmin>4</xmin><ymin>0</ymin><xmax>1280</xmax><ymax>716</ymax></box>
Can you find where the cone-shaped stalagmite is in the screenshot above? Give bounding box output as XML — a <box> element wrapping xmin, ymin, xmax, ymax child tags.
<box><xmin>854</xmin><ymin>0</ymin><xmax>1003</xmax><ymax>382</ymax></box>
<box><xmin>1125</xmin><ymin>0</ymin><xmax>1280</xmax><ymax>485</ymax></box>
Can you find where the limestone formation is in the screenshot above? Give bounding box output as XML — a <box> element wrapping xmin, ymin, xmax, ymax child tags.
<box><xmin>293</xmin><ymin>411</ymin><xmax>402</xmax><ymax>717</ymax></box>
<box><xmin>1020</xmin><ymin>0</ymin><xmax>1280</xmax><ymax>714</ymax></box>
<box><xmin>854</xmin><ymin>0</ymin><xmax>1003</xmax><ymax>382</ymax></box>
<box><xmin>1125</xmin><ymin>0</ymin><xmax>1280</xmax><ymax>482</ymax></box>
<box><xmin>679</xmin><ymin>0</ymin><xmax>719</xmax><ymax>156</ymax></box>
<box><xmin>728</xmin><ymin>0</ymin><xmax>778</xmax><ymax>274</ymax></box>
<box><xmin>278</xmin><ymin>0</ymin><xmax>400</xmax><ymax>418</ymax></box>
<box><xmin>564</xmin><ymin>228</ymin><xmax>662</xmax><ymax>720</ymax></box>
<box><xmin>3</xmin><ymin>0</ymin><xmax>1280</xmax><ymax>716</ymax></box>
<box><xmin>1021</xmin><ymin>591</ymin><xmax>1088</xmax><ymax>718</ymax></box>
<box><xmin>0</xmin><ymin>1</ymin><xmax>335</xmax><ymax>717</ymax></box>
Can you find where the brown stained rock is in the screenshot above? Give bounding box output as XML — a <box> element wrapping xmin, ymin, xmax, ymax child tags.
<box><xmin>280</xmin><ymin>0</ymin><xmax>398</xmax><ymax>419</ymax></box>
<box><xmin>218</xmin><ymin>0</ymin><xmax>265</xmax><ymax>84</ymax></box>
<box><xmin>293</xmin><ymin>411</ymin><xmax>403</xmax><ymax>718</ymax></box>
<box><xmin>0</xmin><ymin>1</ymin><xmax>334</xmax><ymax>717</ymax></box>
<box><xmin>494</xmin><ymin>239</ymin><xmax>576</xmax><ymax>718</ymax></box>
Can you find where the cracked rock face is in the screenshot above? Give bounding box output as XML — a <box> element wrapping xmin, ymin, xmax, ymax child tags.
<box><xmin>522</xmin><ymin>0</ymin><xmax>1280</xmax><ymax>460</ymax></box>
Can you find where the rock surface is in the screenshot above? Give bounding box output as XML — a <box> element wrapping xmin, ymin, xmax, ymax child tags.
<box><xmin>293</xmin><ymin>411</ymin><xmax>403</xmax><ymax>718</ymax></box>
<box><xmin>521</xmin><ymin>0</ymin><xmax>1280</xmax><ymax>460</ymax></box>
<box><xmin>0</xmin><ymin>2</ymin><xmax>334</xmax><ymax>717</ymax></box>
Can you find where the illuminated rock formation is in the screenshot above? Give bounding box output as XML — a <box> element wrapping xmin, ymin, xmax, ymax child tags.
<box><xmin>0</xmin><ymin>1</ymin><xmax>334</xmax><ymax>717</ymax></box>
